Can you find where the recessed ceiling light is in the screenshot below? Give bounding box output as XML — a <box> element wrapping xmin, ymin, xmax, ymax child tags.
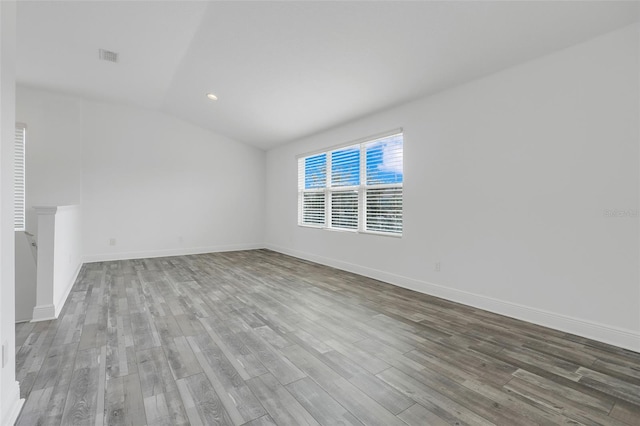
<box><xmin>206</xmin><ymin>93</ymin><xmax>218</xmax><ymax>101</ymax></box>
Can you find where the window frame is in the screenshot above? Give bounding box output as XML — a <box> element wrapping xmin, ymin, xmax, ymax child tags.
<box><xmin>297</xmin><ymin>129</ymin><xmax>403</xmax><ymax>237</ymax></box>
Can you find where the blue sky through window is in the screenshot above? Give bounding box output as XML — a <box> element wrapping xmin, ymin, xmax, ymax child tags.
<box><xmin>366</xmin><ymin>134</ymin><xmax>403</xmax><ymax>185</ymax></box>
<box><xmin>331</xmin><ymin>147</ymin><xmax>360</xmax><ymax>187</ymax></box>
<box><xmin>305</xmin><ymin>134</ymin><xmax>403</xmax><ymax>189</ymax></box>
<box><xmin>304</xmin><ymin>153</ymin><xmax>326</xmax><ymax>189</ymax></box>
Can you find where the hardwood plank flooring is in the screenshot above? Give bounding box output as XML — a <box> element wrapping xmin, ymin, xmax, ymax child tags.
<box><xmin>14</xmin><ymin>249</ymin><xmax>640</xmax><ymax>425</ymax></box>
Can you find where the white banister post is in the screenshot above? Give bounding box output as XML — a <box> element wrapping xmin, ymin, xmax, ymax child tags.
<box><xmin>32</xmin><ymin>206</ymin><xmax>57</xmax><ymax>321</ymax></box>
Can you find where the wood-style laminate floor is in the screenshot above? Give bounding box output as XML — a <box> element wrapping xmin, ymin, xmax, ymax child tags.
<box><xmin>15</xmin><ymin>249</ymin><xmax>640</xmax><ymax>426</ymax></box>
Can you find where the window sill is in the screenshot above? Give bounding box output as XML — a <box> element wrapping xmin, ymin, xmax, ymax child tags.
<box><xmin>298</xmin><ymin>224</ymin><xmax>402</xmax><ymax>238</ymax></box>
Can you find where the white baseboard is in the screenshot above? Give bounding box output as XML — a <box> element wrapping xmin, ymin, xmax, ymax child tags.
<box><xmin>31</xmin><ymin>304</ymin><xmax>55</xmax><ymax>322</ymax></box>
<box><xmin>30</xmin><ymin>261</ymin><xmax>82</xmax><ymax>322</ymax></box>
<box><xmin>54</xmin><ymin>261</ymin><xmax>83</xmax><ymax>318</ymax></box>
<box><xmin>1</xmin><ymin>381</ymin><xmax>24</xmax><ymax>426</ymax></box>
<box><xmin>265</xmin><ymin>244</ymin><xmax>640</xmax><ymax>353</ymax></box>
<box><xmin>83</xmin><ymin>243</ymin><xmax>264</xmax><ymax>263</ymax></box>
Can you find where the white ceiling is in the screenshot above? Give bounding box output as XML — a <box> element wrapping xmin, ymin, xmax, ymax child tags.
<box><xmin>17</xmin><ymin>1</ymin><xmax>639</xmax><ymax>150</ymax></box>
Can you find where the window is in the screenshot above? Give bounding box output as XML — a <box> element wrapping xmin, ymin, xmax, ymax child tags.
<box><xmin>297</xmin><ymin>131</ymin><xmax>403</xmax><ymax>236</ymax></box>
<box><xmin>14</xmin><ymin>124</ymin><xmax>26</xmax><ymax>231</ymax></box>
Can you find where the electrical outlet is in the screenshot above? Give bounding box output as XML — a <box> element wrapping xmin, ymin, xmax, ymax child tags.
<box><xmin>435</xmin><ymin>261</ymin><xmax>441</xmax><ymax>272</ymax></box>
<box><xmin>109</xmin><ymin>238</ymin><xmax>116</xmax><ymax>246</ymax></box>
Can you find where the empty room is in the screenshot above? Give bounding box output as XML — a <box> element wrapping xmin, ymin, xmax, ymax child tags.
<box><xmin>0</xmin><ymin>1</ymin><xmax>639</xmax><ymax>425</ymax></box>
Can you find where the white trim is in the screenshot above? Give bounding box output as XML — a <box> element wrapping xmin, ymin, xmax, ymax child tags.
<box><xmin>265</xmin><ymin>243</ymin><xmax>640</xmax><ymax>353</ymax></box>
<box><xmin>54</xmin><ymin>261</ymin><xmax>83</xmax><ymax>318</ymax></box>
<box><xmin>32</xmin><ymin>206</ymin><xmax>58</xmax><ymax>215</ymax></box>
<box><xmin>33</xmin><ymin>205</ymin><xmax>78</xmax><ymax>214</ymax></box>
<box><xmin>1</xmin><ymin>381</ymin><xmax>24</xmax><ymax>426</ymax></box>
<box><xmin>83</xmin><ymin>243</ymin><xmax>264</xmax><ymax>263</ymax></box>
<box><xmin>298</xmin><ymin>223</ymin><xmax>325</xmax><ymax>230</ymax></box>
<box><xmin>297</xmin><ymin>223</ymin><xmax>402</xmax><ymax>238</ymax></box>
<box><xmin>31</xmin><ymin>304</ymin><xmax>56</xmax><ymax>322</ymax></box>
<box><xmin>53</xmin><ymin>205</ymin><xmax>79</xmax><ymax>212</ymax></box>
<box><xmin>360</xmin><ymin>229</ymin><xmax>403</xmax><ymax>238</ymax></box>
<box><xmin>296</xmin><ymin>128</ymin><xmax>403</xmax><ymax>159</ymax></box>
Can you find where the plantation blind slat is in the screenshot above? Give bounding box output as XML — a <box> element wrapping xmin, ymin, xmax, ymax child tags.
<box><xmin>331</xmin><ymin>190</ymin><xmax>358</xmax><ymax>229</ymax></box>
<box><xmin>14</xmin><ymin>125</ymin><xmax>26</xmax><ymax>231</ymax></box>
<box><xmin>331</xmin><ymin>145</ymin><xmax>360</xmax><ymax>187</ymax></box>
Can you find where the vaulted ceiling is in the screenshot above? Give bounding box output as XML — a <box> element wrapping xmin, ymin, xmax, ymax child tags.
<box><xmin>17</xmin><ymin>1</ymin><xmax>639</xmax><ymax>149</ymax></box>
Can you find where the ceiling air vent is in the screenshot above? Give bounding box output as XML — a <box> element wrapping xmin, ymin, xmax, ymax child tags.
<box><xmin>98</xmin><ymin>49</ymin><xmax>118</xmax><ymax>63</ymax></box>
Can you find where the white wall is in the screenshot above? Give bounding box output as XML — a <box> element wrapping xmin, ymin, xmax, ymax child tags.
<box><xmin>81</xmin><ymin>100</ymin><xmax>265</xmax><ymax>261</ymax></box>
<box><xmin>265</xmin><ymin>24</ymin><xmax>640</xmax><ymax>351</ymax></box>
<box><xmin>14</xmin><ymin>231</ymin><xmax>36</xmax><ymax>322</ymax></box>
<box><xmin>52</xmin><ymin>206</ymin><xmax>82</xmax><ymax>314</ymax></box>
<box><xmin>0</xmin><ymin>1</ymin><xmax>24</xmax><ymax>424</ymax></box>
<box><xmin>15</xmin><ymin>87</ymin><xmax>82</xmax><ymax>235</ymax></box>
<box><xmin>15</xmin><ymin>88</ymin><xmax>266</xmax><ymax>262</ymax></box>
<box><xmin>31</xmin><ymin>205</ymin><xmax>83</xmax><ymax>321</ymax></box>
<box><xmin>14</xmin><ymin>87</ymin><xmax>82</xmax><ymax>323</ymax></box>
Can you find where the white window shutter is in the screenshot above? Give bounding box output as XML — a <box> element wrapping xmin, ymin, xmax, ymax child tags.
<box><xmin>331</xmin><ymin>190</ymin><xmax>358</xmax><ymax>229</ymax></box>
<box><xmin>364</xmin><ymin>134</ymin><xmax>403</xmax><ymax>234</ymax></box>
<box><xmin>297</xmin><ymin>131</ymin><xmax>403</xmax><ymax>236</ymax></box>
<box><xmin>365</xmin><ymin>187</ymin><xmax>403</xmax><ymax>234</ymax></box>
<box><xmin>14</xmin><ymin>125</ymin><xmax>26</xmax><ymax>231</ymax></box>
<box><xmin>298</xmin><ymin>155</ymin><xmax>327</xmax><ymax>226</ymax></box>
